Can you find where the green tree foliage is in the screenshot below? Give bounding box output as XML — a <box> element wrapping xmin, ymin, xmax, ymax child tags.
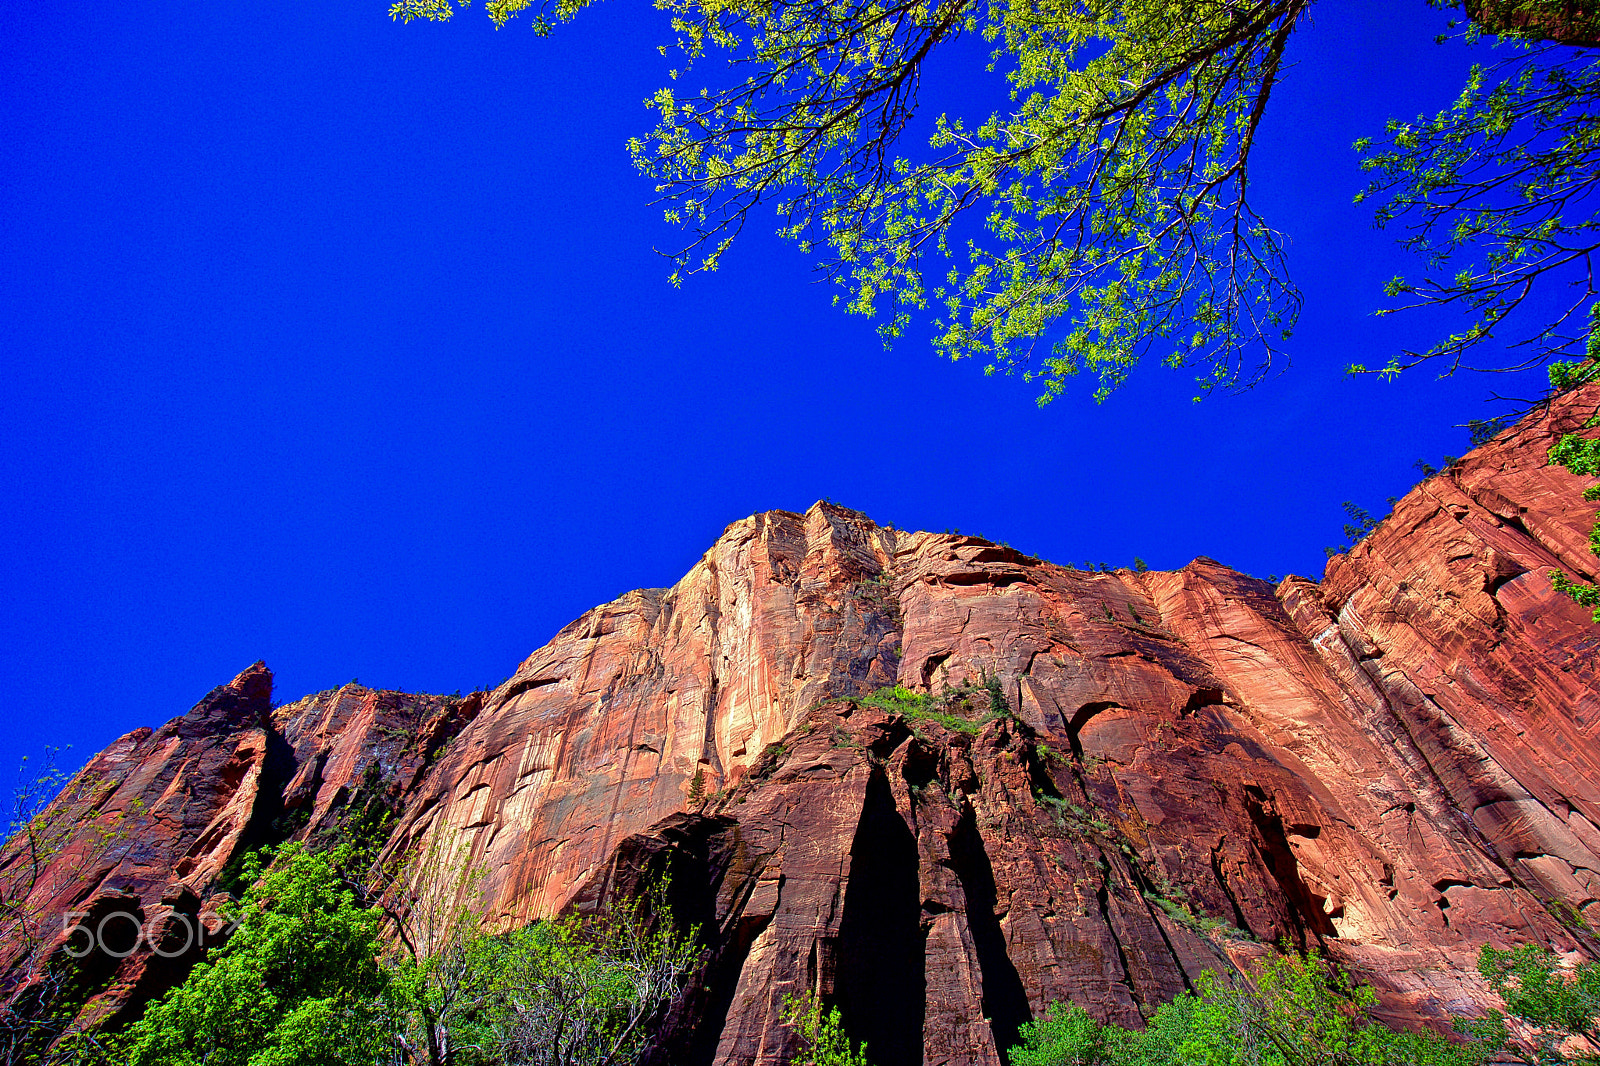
<box><xmin>390</xmin><ymin>0</ymin><xmax>1600</xmax><ymax>404</ymax></box>
<box><xmin>1545</xmin><ymin>375</ymin><xmax>1600</xmax><ymax>619</ymax></box>
<box><xmin>1010</xmin><ymin>953</ymin><xmax>1486</xmax><ymax>1066</ymax></box>
<box><xmin>780</xmin><ymin>991</ymin><xmax>871</xmax><ymax>1066</ymax></box>
<box><xmin>461</xmin><ymin>903</ymin><xmax>702</xmax><ymax>1066</ymax></box>
<box><xmin>124</xmin><ymin>843</ymin><xmax>388</xmax><ymax>1066</ymax></box>
<box><xmin>377</xmin><ymin>831</ymin><xmax>496</xmax><ymax>1066</ymax></box>
<box><xmin>1010</xmin><ymin>947</ymin><xmax>1600</xmax><ymax>1066</ymax></box>
<box><xmin>395</xmin><ymin>0</ymin><xmax>1309</xmax><ymax>402</ymax></box>
<box><xmin>1472</xmin><ymin>942</ymin><xmax>1600</xmax><ymax>1064</ymax></box>
<box><xmin>120</xmin><ymin>833</ymin><xmax>701</xmax><ymax>1066</ymax></box>
<box><xmin>1353</xmin><ymin>3</ymin><xmax>1600</xmax><ymax>381</ymax></box>
<box><xmin>1463</xmin><ymin>2</ymin><xmax>1600</xmax><ymax>52</ymax></box>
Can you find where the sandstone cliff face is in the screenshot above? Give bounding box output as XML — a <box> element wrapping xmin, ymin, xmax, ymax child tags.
<box><xmin>4</xmin><ymin>385</ymin><xmax>1597</xmax><ymax>1063</ymax></box>
<box><xmin>0</xmin><ymin>662</ymin><xmax>279</xmax><ymax>1030</ymax></box>
<box><xmin>384</xmin><ymin>502</ymin><xmax>905</xmax><ymax>924</ymax></box>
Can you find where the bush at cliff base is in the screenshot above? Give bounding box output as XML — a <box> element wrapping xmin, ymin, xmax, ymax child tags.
<box><xmin>385</xmin><ymin>902</ymin><xmax>701</xmax><ymax>1066</ymax></box>
<box><xmin>1008</xmin><ymin>948</ymin><xmax>1600</xmax><ymax>1066</ymax></box>
<box><xmin>123</xmin><ymin>843</ymin><xmax>387</xmax><ymax>1066</ymax></box>
<box><xmin>117</xmin><ymin>840</ymin><xmax>700</xmax><ymax>1066</ymax></box>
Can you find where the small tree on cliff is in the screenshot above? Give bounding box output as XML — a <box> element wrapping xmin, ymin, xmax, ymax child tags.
<box><xmin>781</xmin><ymin>992</ymin><xmax>872</xmax><ymax>1066</ymax></box>
<box><xmin>391</xmin><ymin>0</ymin><xmax>1600</xmax><ymax>405</ymax></box>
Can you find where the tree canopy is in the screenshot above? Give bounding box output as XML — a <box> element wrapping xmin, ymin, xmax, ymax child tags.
<box><xmin>117</xmin><ymin>839</ymin><xmax>702</xmax><ymax>1066</ymax></box>
<box><xmin>389</xmin><ymin>0</ymin><xmax>1600</xmax><ymax>404</ymax></box>
<box><xmin>124</xmin><ymin>844</ymin><xmax>389</xmax><ymax>1066</ymax></box>
<box><xmin>1356</xmin><ymin>4</ymin><xmax>1600</xmax><ymax>384</ymax></box>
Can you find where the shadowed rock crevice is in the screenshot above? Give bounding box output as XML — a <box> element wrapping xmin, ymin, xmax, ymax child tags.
<box><xmin>212</xmin><ymin>723</ymin><xmax>300</xmax><ymax>890</ymax></box>
<box><xmin>901</xmin><ymin>740</ymin><xmax>940</xmax><ymax>792</ymax></box>
<box><xmin>45</xmin><ymin>892</ymin><xmax>143</xmax><ymax>1018</ymax></box>
<box><xmin>949</xmin><ymin>810</ymin><xmax>1031</xmax><ymax>1058</ymax></box>
<box><xmin>836</xmin><ymin>767</ymin><xmax>924</xmax><ymax>1066</ymax></box>
<box><xmin>1243</xmin><ymin>786</ymin><xmax>1336</xmax><ymax>946</ymax></box>
<box><xmin>96</xmin><ymin>887</ymin><xmax>209</xmax><ymax>1032</ymax></box>
<box><xmin>1094</xmin><ymin>867</ymin><xmax>1143</xmax><ymax>1012</ymax></box>
<box><xmin>1025</xmin><ymin>746</ymin><xmax>1064</xmax><ymax>802</ymax></box>
<box><xmin>1209</xmin><ymin>841</ymin><xmax>1253</xmax><ymax>936</ymax></box>
<box><xmin>682</xmin><ymin>903</ymin><xmax>772</xmax><ymax>1066</ymax></box>
<box><xmin>1179</xmin><ymin>688</ymin><xmax>1226</xmax><ymax>715</ymax></box>
<box><xmin>1065</xmin><ymin>702</ymin><xmax>1120</xmax><ymax>762</ymax></box>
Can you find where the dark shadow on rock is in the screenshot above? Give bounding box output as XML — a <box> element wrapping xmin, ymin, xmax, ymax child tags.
<box><xmin>836</xmin><ymin>766</ymin><xmax>924</xmax><ymax>1066</ymax></box>
<box><xmin>950</xmin><ymin>809</ymin><xmax>1031</xmax><ymax>1060</ymax></box>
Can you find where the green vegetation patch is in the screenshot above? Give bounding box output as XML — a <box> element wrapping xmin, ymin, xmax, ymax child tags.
<box><xmin>117</xmin><ymin>836</ymin><xmax>702</xmax><ymax>1066</ymax></box>
<box><xmin>1010</xmin><ymin>946</ymin><xmax>1600</xmax><ymax>1066</ymax></box>
<box><xmin>1548</xmin><ymin>399</ymin><xmax>1600</xmax><ymax>621</ymax></box>
<box><xmin>855</xmin><ymin>673</ymin><xmax>1012</xmax><ymax>735</ymax></box>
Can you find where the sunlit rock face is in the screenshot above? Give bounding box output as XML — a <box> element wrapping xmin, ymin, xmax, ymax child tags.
<box><xmin>5</xmin><ymin>385</ymin><xmax>1597</xmax><ymax>1063</ymax></box>
<box><xmin>386</xmin><ymin>502</ymin><xmax>908</xmax><ymax>924</ymax></box>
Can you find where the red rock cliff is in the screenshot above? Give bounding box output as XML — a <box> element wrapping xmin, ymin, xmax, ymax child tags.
<box><xmin>4</xmin><ymin>385</ymin><xmax>1597</xmax><ymax>1063</ymax></box>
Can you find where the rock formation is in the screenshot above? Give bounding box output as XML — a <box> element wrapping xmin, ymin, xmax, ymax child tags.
<box><xmin>1464</xmin><ymin>0</ymin><xmax>1600</xmax><ymax>46</ymax></box>
<box><xmin>3</xmin><ymin>384</ymin><xmax>1597</xmax><ymax>1064</ymax></box>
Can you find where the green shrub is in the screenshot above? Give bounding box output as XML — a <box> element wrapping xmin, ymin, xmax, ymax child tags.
<box><xmin>857</xmin><ymin>685</ymin><xmax>978</xmax><ymax>734</ymax></box>
<box><xmin>1547</xmin><ymin>413</ymin><xmax>1600</xmax><ymax>621</ymax></box>
<box><xmin>856</xmin><ymin>674</ymin><xmax>1012</xmax><ymax>735</ymax></box>
<box><xmin>452</xmin><ymin>905</ymin><xmax>702</xmax><ymax>1066</ymax></box>
<box><xmin>1012</xmin><ymin>947</ymin><xmax>1600</xmax><ymax>1064</ymax></box>
<box><xmin>781</xmin><ymin>992</ymin><xmax>871</xmax><ymax>1066</ymax></box>
<box><xmin>982</xmin><ymin>672</ymin><xmax>1009</xmax><ymax>720</ymax></box>
<box><xmin>1468</xmin><ymin>942</ymin><xmax>1600</xmax><ymax>1061</ymax></box>
<box><xmin>1010</xmin><ymin>953</ymin><xmax>1488</xmax><ymax>1066</ymax></box>
<box><xmin>125</xmin><ymin>843</ymin><xmax>387</xmax><ymax>1066</ymax></box>
<box><xmin>855</xmin><ymin>684</ymin><xmax>930</xmax><ymax>716</ymax></box>
<box><xmin>122</xmin><ymin>836</ymin><xmax>702</xmax><ymax>1066</ymax></box>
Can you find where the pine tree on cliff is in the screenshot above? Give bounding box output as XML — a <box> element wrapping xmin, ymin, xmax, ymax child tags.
<box><xmin>390</xmin><ymin>0</ymin><xmax>1600</xmax><ymax>404</ymax></box>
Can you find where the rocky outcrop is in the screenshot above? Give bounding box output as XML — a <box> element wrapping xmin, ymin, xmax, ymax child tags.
<box><xmin>0</xmin><ymin>672</ymin><xmax>475</xmax><ymax>1030</ymax></box>
<box><xmin>383</xmin><ymin>501</ymin><xmax>906</xmax><ymax>925</ymax></box>
<box><xmin>4</xmin><ymin>385</ymin><xmax>1597</xmax><ymax>1062</ymax></box>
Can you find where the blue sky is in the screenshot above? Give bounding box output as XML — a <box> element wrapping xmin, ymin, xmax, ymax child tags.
<box><xmin>0</xmin><ymin>1</ymin><xmax>1560</xmax><ymax>780</ymax></box>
